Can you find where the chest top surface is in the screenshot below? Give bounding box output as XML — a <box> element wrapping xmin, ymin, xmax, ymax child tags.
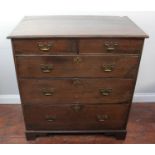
<box><xmin>8</xmin><ymin>15</ymin><xmax>148</xmax><ymax>38</ymax></box>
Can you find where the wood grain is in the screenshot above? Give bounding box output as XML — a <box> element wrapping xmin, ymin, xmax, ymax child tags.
<box><xmin>19</xmin><ymin>78</ymin><xmax>135</xmax><ymax>104</ymax></box>
<box><xmin>8</xmin><ymin>16</ymin><xmax>148</xmax><ymax>140</ymax></box>
<box><xmin>13</xmin><ymin>39</ymin><xmax>77</xmax><ymax>54</ymax></box>
<box><xmin>16</xmin><ymin>55</ymin><xmax>139</xmax><ymax>78</ymax></box>
<box><xmin>79</xmin><ymin>38</ymin><xmax>144</xmax><ymax>54</ymax></box>
<box><xmin>23</xmin><ymin>104</ymin><xmax>129</xmax><ymax>130</ymax></box>
<box><xmin>7</xmin><ymin>16</ymin><xmax>148</xmax><ymax>38</ymax></box>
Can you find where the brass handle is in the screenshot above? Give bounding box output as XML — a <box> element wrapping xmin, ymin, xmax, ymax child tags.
<box><xmin>38</xmin><ymin>42</ymin><xmax>53</xmax><ymax>52</ymax></box>
<box><xmin>42</xmin><ymin>88</ymin><xmax>55</xmax><ymax>96</ymax></box>
<box><xmin>73</xmin><ymin>56</ymin><xmax>82</xmax><ymax>64</ymax></box>
<box><xmin>104</xmin><ymin>41</ymin><xmax>118</xmax><ymax>52</ymax></box>
<box><xmin>97</xmin><ymin>114</ymin><xmax>109</xmax><ymax>122</ymax></box>
<box><xmin>100</xmin><ymin>88</ymin><xmax>112</xmax><ymax>96</ymax></box>
<box><xmin>40</xmin><ymin>64</ymin><xmax>53</xmax><ymax>73</ymax></box>
<box><xmin>102</xmin><ymin>64</ymin><xmax>114</xmax><ymax>72</ymax></box>
<box><xmin>71</xmin><ymin>104</ymin><xmax>83</xmax><ymax>112</ymax></box>
<box><xmin>45</xmin><ymin>115</ymin><xmax>56</xmax><ymax>122</ymax></box>
<box><xmin>106</xmin><ymin>47</ymin><xmax>115</xmax><ymax>51</ymax></box>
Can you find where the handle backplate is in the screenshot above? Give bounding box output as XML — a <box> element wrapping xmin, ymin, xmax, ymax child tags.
<box><xmin>102</xmin><ymin>64</ymin><xmax>114</xmax><ymax>72</ymax></box>
<box><xmin>104</xmin><ymin>41</ymin><xmax>118</xmax><ymax>52</ymax></box>
<box><xmin>97</xmin><ymin>114</ymin><xmax>109</xmax><ymax>122</ymax></box>
<box><xmin>72</xmin><ymin>78</ymin><xmax>81</xmax><ymax>86</ymax></box>
<box><xmin>71</xmin><ymin>104</ymin><xmax>83</xmax><ymax>112</ymax></box>
<box><xmin>100</xmin><ymin>88</ymin><xmax>112</xmax><ymax>96</ymax></box>
<box><xmin>38</xmin><ymin>42</ymin><xmax>53</xmax><ymax>52</ymax></box>
<box><xmin>41</xmin><ymin>64</ymin><xmax>53</xmax><ymax>73</ymax></box>
<box><xmin>73</xmin><ymin>56</ymin><xmax>82</xmax><ymax>64</ymax></box>
<box><xmin>45</xmin><ymin>115</ymin><xmax>56</xmax><ymax>122</ymax></box>
<box><xmin>42</xmin><ymin>88</ymin><xmax>55</xmax><ymax>96</ymax></box>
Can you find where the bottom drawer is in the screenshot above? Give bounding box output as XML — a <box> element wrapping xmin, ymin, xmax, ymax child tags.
<box><xmin>23</xmin><ymin>104</ymin><xmax>129</xmax><ymax>131</ymax></box>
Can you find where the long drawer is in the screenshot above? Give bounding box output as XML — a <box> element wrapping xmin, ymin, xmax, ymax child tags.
<box><xmin>16</xmin><ymin>55</ymin><xmax>139</xmax><ymax>78</ymax></box>
<box><xmin>19</xmin><ymin>78</ymin><xmax>134</xmax><ymax>104</ymax></box>
<box><xmin>79</xmin><ymin>38</ymin><xmax>143</xmax><ymax>54</ymax></box>
<box><xmin>24</xmin><ymin>104</ymin><xmax>129</xmax><ymax>130</ymax></box>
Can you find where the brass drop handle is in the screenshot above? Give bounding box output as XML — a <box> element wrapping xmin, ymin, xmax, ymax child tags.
<box><xmin>100</xmin><ymin>88</ymin><xmax>112</xmax><ymax>96</ymax></box>
<box><xmin>106</xmin><ymin>47</ymin><xmax>115</xmax><ymax>51</ymax></box>
<box><xmin>42</xmin><ymin>88</ymin><xmax>55</xmax><ymax>96</ymax></box>
<box><xmin>102</xmin><ymin>64</ymin><xmax>114</xmax><ymax>72</ymax></box>
<box><xmin>41</xmin><ymin>64</ymin><xmax>53</xmax><ymax>73</ymax></box>
<box><xmin>104</xmin><ymin>42</ymin><xmax>118</xmax><ymax>52</ymax></box>
<box><xmin>45</xmin><ymin>115</ymin><xmax>56</xmax><ymax>122</ymax></box>
<box><xmin>97</xmin><ymin>114</ymin><xmax>109</xmax><ymax>122</ymax></box>
<box><xmin>71</xmin><ymin>104</ymin><xmax>83</xmax><ymax>112</ymax></box>
<box><xmin>38</xmin><ymin>42</ymin><xmax>53</xmax><ymax>52</ymax></box>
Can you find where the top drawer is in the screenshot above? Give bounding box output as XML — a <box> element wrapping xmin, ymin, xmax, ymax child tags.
<box><xmin>12</xmin><ymin>39</ymin><xmax>77</xmax><ymax>55</ymax></box>
<box><xmin>79</xmin><ymin>38</ymin><xmax>144</xmax><ymax>54</ymax></box>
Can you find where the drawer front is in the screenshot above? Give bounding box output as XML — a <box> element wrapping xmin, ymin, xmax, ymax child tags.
<box><xmin>16</xmin><ymin>55</ymin><xmax>139</xmax><ymax>78</ymax></box>
<box><xmin>13</xmin><ymin>39</ymin><xmax>77</xmax><ymax>55</ymax></box>
<box><xmin>79</xmin><ymin>38</ymin><xmax>144</xmax><ymax>54</ymax></box>
<box><xmin>19</xmin><ymin>79</ymin><xmax>134</xmax><ymax>104</ymax></box>
<box><xmin>24</xmin><ymin>104</ymin><xmax>129</xmax><ymax>130</ymax></box>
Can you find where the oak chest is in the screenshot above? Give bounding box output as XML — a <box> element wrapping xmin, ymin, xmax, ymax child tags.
<box><xmin>8</xmin><ymin>16</ymin><xmax>148</xmax><ymax>140</ymax></box>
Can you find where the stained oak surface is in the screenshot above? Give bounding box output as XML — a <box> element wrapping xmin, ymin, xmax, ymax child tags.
<box><xmin>16</xmin><ymin>55</ymin><xmax>139</xmax><ymax>78</ymax></box>
<box><xmin>19</xmin><ymin>78</ymin><xmax>134</xmax><ymax>104</ymax></box>
<box><xmin>13</xmin><ymin>39</ymin><xmax>77</xmax><ymax>54</ymax></box>
<box><xmin>24</xmin><ymin>104</ymin><xmax>128</xmax><ymax>130</ymax></box>
<box><xmin>0</xmin><ymin>103</ymin><xmax>155</xmax><ymax>144</ymax></box>
<box><xmin>8</xmin><ymin>16</ymin><xmax>148</xmax><ymax>140</ymax></box>
<box><xmin>79</xmin><ymin>38</ymin><xmax>144</xmax><ymax>54</ymax></box>
<box><xmin>8</xmin><ymin>16</ymin><xmax>148</xmax><ymax>38</ymax></box>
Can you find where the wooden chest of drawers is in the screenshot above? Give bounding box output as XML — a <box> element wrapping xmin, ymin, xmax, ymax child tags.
<box><xmin>8</xmin><ymin>16</ymin><xmax>148</xmax><ymax>140</ymax></box>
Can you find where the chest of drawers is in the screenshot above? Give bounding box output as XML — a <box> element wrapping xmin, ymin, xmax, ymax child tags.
<box><xmin>8</xmin><ymin>16</ymin><xmax>148</xmax><ymax>140</ymax></box>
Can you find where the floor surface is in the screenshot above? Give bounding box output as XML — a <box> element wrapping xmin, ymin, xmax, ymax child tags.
<box><xmin>0</xmin><ymin>103</ymin><xmax>155</xmax><ymax>144</ymax></box>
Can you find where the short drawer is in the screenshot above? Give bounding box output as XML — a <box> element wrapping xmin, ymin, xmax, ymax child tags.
<box><xmin>16</xmin><ymin>55</ymin><xmax>139</xmax><ymax>78</ymax></box>
<box><xmin>79</xmin><ymin>38</ymin><xmax>144</xmax><ymax>54</ymax></box>
<box><xmin>24</xmin><ymin>104</ymin><xmax>129</xmax><ymax>130</ymax></box>
<box><xmin>19</xmin><ymin>78</ymin><xmax>134</xmax><ymax>104</ymax></box>
<box><xmin>12</xmin><ymin>39</ymin><xmax>77</xmax><ymax>55</ymax></box>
